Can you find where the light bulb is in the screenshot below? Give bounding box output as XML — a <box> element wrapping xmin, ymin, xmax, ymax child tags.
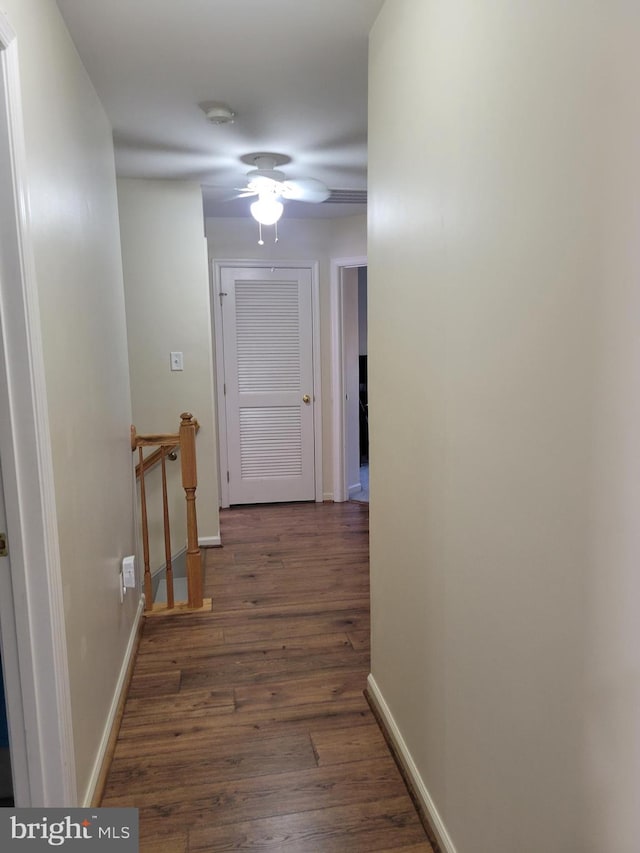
<box><xmin>250</xmin><ymin>195</ymin><xmax>284</xmax><ymax>226</ymax></box>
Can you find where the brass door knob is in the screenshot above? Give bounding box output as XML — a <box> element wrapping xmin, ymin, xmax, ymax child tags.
<box><xmin>302</xmin><ymin>394</ymin><xmax>311</xmax><ymax>404</ymax></box>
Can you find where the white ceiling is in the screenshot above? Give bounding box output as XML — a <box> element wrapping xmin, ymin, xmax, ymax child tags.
<box><xmin>55</xmin><ymin>0</ymin><xmax>384</xmax><ymax>218</ymax></box>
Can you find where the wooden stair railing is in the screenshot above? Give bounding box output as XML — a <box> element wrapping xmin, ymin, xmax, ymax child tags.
<box><xmin>131</xmin><ymin>413</ymin><xmax>211</xmax><ymax>615</ymax></box>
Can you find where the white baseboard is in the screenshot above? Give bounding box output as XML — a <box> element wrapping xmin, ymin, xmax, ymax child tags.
<box><xmin>323</xmin><ymin>492</ymin><xmax>334</xmax><ymax>502</ymax></box>
<box><xmin>199</xmin><ymin>535</ymin><xmax>221</xmax><ymax>547</ymax></box>
<box><xmin>82</xmin><ymin>596</ymin><xmax>144</xmax><ymax>806</ymax></box>
<box><xmin>348</xmin><ymin>481</ymin><xmax>362</xmax><ymax>497</ymax></box>
<box><xmin>367</xmin><ymin>673</ymin><xmax>457</xmax><ymax>853</ymax></box>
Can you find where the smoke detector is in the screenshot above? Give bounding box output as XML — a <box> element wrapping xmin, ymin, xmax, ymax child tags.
<box><xmin>201</xmin><ymin>102</ymin><xmax>235</xmax><ymax>125</ymax></box>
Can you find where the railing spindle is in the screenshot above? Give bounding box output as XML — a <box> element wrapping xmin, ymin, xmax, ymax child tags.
<box><xmin>138</xmin><ymin>445</ymin><xmax>153</xmax><ymax>610</ymax></box>
<box><xmin>161</xmin><ymin>447</ymin><xmax>174</xmax><ymax>610</ymax></box>
<box><xmin>179</xmin><ymin>412</ymin><xmax>203</xmax><ymax>609</ymax></box>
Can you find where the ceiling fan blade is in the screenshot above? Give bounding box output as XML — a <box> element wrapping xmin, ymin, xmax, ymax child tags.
<box><xmin>236</xmin><ymin>187</ymin><xmax>259</xmax><ymax>198</ymax></box>
<box><xmin>281</xmin><ymin>178</ymin><xmax>330</xmax><ymax>203</ymax></box>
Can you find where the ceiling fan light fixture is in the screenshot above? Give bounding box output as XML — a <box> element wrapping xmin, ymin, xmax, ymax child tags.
<box><xmin>247</xmin><ymin>167</ymin><xmax>286</xmax><ymax>184</ymax></box>
<box><xmin>247</xmin><ymin>175</ymin><xmax>284</xmax><ymax>194</ymax></box>
<box><xmin>238</xmin><ymin>152</ymin><xmax>329</xmax><ymax>243</ymax></box>
<box><xmin>250</xmin><ymin>194</ymin><xmax>284</xmax><ymax>225</ymax></box>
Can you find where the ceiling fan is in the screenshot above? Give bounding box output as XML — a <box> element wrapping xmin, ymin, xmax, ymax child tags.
<box><xmin>237</xmin><ymin>153</ymin><xmax>330</xmax><ymax>242</ymax></box>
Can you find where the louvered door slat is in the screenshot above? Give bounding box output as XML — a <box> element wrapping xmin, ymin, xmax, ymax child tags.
<box><xmin>240</xmin><ymin>408</ymin><xmax>302</xmax><ymax>478</ymax></box>
<box><xmin>236</xmin><ymin>281</ymin><xmax>300</xmax><ymax>393</ymax></box>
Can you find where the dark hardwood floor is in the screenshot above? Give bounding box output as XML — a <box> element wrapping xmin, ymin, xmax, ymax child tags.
<box><xmin>102</xmin><ymin>501</ymin><xmax>433</xmax><ymax>852</ymax></box>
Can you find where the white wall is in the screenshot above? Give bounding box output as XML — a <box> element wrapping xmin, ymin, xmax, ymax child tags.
<box><xmin>369</xmin><ymin>2</ymin><xmax>640</xmax><ymax>851</ymax></box>
<box><xmin>118</xmin><ymin>179</ymin><xmax>220</xmax><ymax>560</ymax></box>
<box><xmin>2</xmin><ymin>0</ymin><xmax>138</xmax><ymax>803</ymax></box>
<box><xmin>206</xmin><ymin>213</ymin><xmax>366</xmax><ymax>499</ymax></box>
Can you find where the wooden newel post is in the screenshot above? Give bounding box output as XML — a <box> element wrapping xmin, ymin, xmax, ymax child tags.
<box><xmin>179</xmin><ymin>412</ymin><xmax>203</xmax><ymax>608</ymax></box>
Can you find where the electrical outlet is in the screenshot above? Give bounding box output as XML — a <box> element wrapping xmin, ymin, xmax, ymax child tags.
<box><xmin>122</xmin><ymin>555</ymin><xmax>136</xmax><ymax>589</ymax></box>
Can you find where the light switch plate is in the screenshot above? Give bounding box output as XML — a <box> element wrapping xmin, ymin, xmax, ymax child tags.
<box><xmin>170</xmin><ymin>351</ymin><xmax>183</xmax><ymax>371</ymax></box>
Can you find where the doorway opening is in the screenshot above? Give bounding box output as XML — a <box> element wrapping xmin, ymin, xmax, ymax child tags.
<box><xmin>343</xmin><ymin>266</ymin><xmax>368</xmax><ymax>502</ymax></box>
<box><xmin>330</xmin><ymin>256</ymin><xmax>368</xmax><ymax>503</ymax></box>
<box><xmin>0</xmin><ymin>653</ymin><xmax>13</xmax><ymax>806</ymax></box>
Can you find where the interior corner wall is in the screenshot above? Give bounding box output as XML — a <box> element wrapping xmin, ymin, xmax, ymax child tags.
<box><xmin>118</xmin><ymin>179</ymin><xmax>220</xmax><ymax>557</ymax></box>
<box><xmin>2</xmin><ymin>0</ymin><xmax>139</xmax><ymax>803</ymax></box>
<box><xmin>205</xmin><ymin>213</ymin><xmax>366</xmax><ymax>500</ymax></box>
<box><xmin>368</xmin><ymin>2</ymin><xmax>640</xmax><ymax>852</ymax></box>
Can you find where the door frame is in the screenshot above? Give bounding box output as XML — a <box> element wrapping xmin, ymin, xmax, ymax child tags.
<box><xmin>0</xmin><ymin>13</ymin><xmax>77</xmax><ymax>805</ymax></box>
<box><xmin>330</xmin><ymin>255</ymin><xmax>367</xmax><ymax>502</ymax></box>
<box><xmin>211</xmin><ymin>259</ymin><xmax>323</xmax><ymax>507</ymax></box>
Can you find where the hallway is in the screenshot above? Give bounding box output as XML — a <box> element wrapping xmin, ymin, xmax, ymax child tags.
<box><xmin>101</xmin><ymin>502</ymin><xmax>433</xmax><ymax>851</ymax></box>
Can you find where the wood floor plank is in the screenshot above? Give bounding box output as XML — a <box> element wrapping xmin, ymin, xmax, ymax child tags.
<box><xmin>137</xmin><ymin>625</ymin><xmax>225</xmax><ymax>650</ymax></box>
<box><xmin>222</xmin><ymin>610</ymin><xmax>370</xmax><ymax>644</ymax></box>
<box><xmin>234</xmin><ymin>668</ymin><xmax>369</xmax><ymax>712</ymax></box>
<box><xmin>127</xmin><ymin>670</ymin><xmax>181</xmax><ymax>699</ymax></box>
<box><xmin>138</xmin><ymin>832</ymin><xmax>187</xmax><ymax>853</ymax></box>
<box><xmin>103</xmin><ymin>756</ymin><xmax>405</xmax><ymax>821</ymax></box>
<box><xmin>117</xmin><ymin>696</ymin><xmax>373</xmax><ymax>743</ymax></box>
<box><xmin>105</xmin><ymin>731</ymin><xmax>317</xmax><ymax>795</ymax></box>
<box><xmin>121</xmin><ymin>687</ymin><xmax>235</xmax><ymax>724</ymax></box>
<box><xmin>178</xmin><ymin>647</ymin><xmax>370</xmax><ymax>690</ymax></box>
<box><xmin>310</xmin><ymin>722</ymin><xmax>390</xmax><ymax>766</ymax></box>
<box><xmin>100</xmin><ymin>502</ymin><xmax>433</xmax><ymax>852</ymax></box>
<box><xmin>187</xmin><ymin>797</ymin><xmax>430</xmax><ymax>852</ymax></box>
<box><xmin>208</xmin><ymin>585</ymin><xmax>370</xmax><ymax>611</ymax></box>
<box><xmin>112</xmin><ymin>709</ymin><xmax>380</xmax><ymax>764</ymax></box>
<box><xmin>204</xmin><ymin>597</ymin><xmax>370</xmax><ymax>620</ymax></box>
<box><xmin>132</xmin><ymin>632</ymin><xmax>355</xmax><ymax>673</ymax></box>
<box><xmin>347</xmin><ymin>629</ymin><xmax>370</xmax><ymax>651</ymax></box>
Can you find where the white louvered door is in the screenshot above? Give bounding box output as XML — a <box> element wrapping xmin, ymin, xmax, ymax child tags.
<box><xmin>221</xmin><ymin>266</ymin><xmax>315</xmax><ymax>504</ymax></box>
